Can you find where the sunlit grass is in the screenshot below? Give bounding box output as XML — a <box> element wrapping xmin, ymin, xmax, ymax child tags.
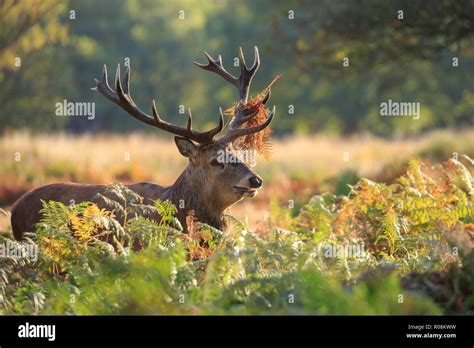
<box><xmin>0</xmin><ymin>128</ymin><xmax>473</xmax><ymax>230</ymax></box>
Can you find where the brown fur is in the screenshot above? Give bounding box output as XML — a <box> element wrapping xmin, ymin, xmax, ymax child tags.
<box><xmin>11</xmin><ymin>141</ymin><xmax>262</xmax><ymax>240</ymax></box>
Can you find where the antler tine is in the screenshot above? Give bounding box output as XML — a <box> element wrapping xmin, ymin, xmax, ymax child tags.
<box><xmin>236</xmin><ymin>88</ymin><xmax>271</xmax><ymax>122</ymax></box>
<box><xmin>93</xmin><ymin>65</ymin><xmax>120</xmax><ymax>104</ymax></box>
<box><xmin>115</xmin><ymin>64</ymin><xmax>126</xmax><ymax>101</ymax></box>
<box><xmin>209</xmin><ymin>108</ymin><xmax>225</xmax><ymax>139</ymax></box>
<box><xmin>194</xmin><ymin>47</ymin><xmax>260</xmax><ymax>104</ymax></box>
<box><xmin>239</xmin><ymin>46</ymin><xmax>260</xmax><ymax>73</ymax></box>
<box><xmin>225</xmin><ymin>47</ymin><xmax>262</xmax><ymax>130</ymax></box>
<box><xmin>236</xmin><ymin>85</ymin><xmax>271</xmax><ymax>124</ymax></box>
<box><xmin>217</xmin><ymin>106</ymin><xmax>276</xmax><ymax>145</ymax></box>
<box><xmin>122</xmin><ymin>65</ymin><xmax>131</xmax><ymax>95</ymax></box>
<box><xmin>193</xmin><ymin>53</ymin><xmax>239</xmax><ymax>88</ymax></box>
<box><xmin>261</xmin><ymin>88</ymin><xmax>271</xmax><ymax>105</ymax></box>
<box><xmin>194</xmin><ymin>46</ymin><xmax>274</xmax><ymax>146</ymax></box>
<box><xmin>187</xmin><ymin>108</ymin><xmax>193</xmax><ymax>131</ymax></box>
<box><xmin>94</xmin><ymin>63</ymin><xmax>222</xmax><ymax>144</ymax></box>
<box><xmin>238</xmin><ymin>46</ymin><xmax>260</xmax><ymax>102</ymax></box>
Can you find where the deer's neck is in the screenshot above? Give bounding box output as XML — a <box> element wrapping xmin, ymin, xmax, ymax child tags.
<box><xmin>165</xmin><ymin>165</ymin><xmax>227</xmax><ymax>232</ymax></box>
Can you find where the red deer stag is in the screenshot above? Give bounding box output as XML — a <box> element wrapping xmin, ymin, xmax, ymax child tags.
<box><xmin>11</xmin><ymin>47</ymin><xmax>275</xmax><ymax>240</ymax></box>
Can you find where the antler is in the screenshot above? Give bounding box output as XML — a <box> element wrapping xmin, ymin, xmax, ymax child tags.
<box><xmin>93</xmin><ymin>64</ymin><xmax>223</xmax><ymax>144</ymax></box>
<box><xmin>194</xmin><ymin>46</ymin><xmax>275</xmax><ymax>145</ymax></box>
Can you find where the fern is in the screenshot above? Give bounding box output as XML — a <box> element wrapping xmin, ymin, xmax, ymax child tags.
<box><xmin>0</xmin><ymin>158</ymin><xmax>472</xmax><ymax>315</ymax></box>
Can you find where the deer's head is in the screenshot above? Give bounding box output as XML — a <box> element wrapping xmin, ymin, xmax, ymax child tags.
<box><xmin>94</xmin><ymin>47</ymin><xmax>274</xmax><ymax>208</ymax></box>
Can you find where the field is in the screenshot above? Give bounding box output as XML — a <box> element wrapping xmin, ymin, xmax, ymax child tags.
<box><xmin>2</xmin><ymin>129</ymin><xmax>473</xmax><ymax>228</ymax></box>
<box><xmin>0</xmin><ymin>129</ymin><xmax>473</xmax><ymax>315</ymax></box>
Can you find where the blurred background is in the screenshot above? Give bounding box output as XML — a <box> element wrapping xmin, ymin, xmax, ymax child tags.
<box><xmin>0</xmin><ymin>0</ymin><xmax>473</xmax><ymax>229</ymax></box>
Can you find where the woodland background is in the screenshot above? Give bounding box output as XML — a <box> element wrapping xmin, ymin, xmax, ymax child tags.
<box><xmin>1</xmin><ymin>0</ymin><xmax>473</xmax><ymax>135</ymax></box>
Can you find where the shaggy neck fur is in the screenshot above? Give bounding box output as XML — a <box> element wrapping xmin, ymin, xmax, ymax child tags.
<box><xmin>160</xmin><ymin>165</ymin><xmax>230</xmax><ymax>231</ymax></box>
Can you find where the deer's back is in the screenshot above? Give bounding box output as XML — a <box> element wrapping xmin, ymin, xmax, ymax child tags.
<box><xmin>10</xmin><ymin>182</ymin><xmax>165</xmax><ymax>241</ymax></box>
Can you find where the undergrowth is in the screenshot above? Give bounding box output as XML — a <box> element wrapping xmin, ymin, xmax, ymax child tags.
<box><xmin>0</xmin><ymin>158</ymin><xmax>472</xmax><ymax>315</ymax></box>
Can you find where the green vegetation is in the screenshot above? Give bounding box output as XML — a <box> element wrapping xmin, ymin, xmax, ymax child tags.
<box><xmin>1</xmin><ymin>158</ymin><xmax>472</xmax><ymax>315</ymax></box>
<box><xmin>1</xmin><ymin>0</ymin><xmax>473</xmax><ymax>135</ymax></box>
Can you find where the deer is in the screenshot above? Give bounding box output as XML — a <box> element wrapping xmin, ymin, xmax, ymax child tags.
<box><xmin>11</xmin><ymin>47</ymin><xmax>276</xmax><ymax>241</ymax></box>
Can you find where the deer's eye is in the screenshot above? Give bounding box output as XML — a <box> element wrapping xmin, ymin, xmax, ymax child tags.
<box><xmin>210</xmin><ymin>159</ymin><xmax>223</xmax><ymax>168</ymax></box>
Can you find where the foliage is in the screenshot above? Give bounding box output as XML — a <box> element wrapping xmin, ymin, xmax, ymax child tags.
<box><xmin>275</xmin><ymin>0</ymin><xmax>473</xmax><ymax>67</ymax></box>
<box><xmin>0</xmin><ymin>0</ymin><xmax>70</xmax><ymax>131</ymax></box>
<box><xmin>290</xmin><ymin>158</ymin><xmax>473</xmax><ymax>273</ymax></box>
<box><xmin>0</xmin><ymin>0</ymin><xmax>68</xmax><ymax>71</ymax></box>
<box><xmin>227</xmin><ymin>75</ymin><xmax>280</xmax><ymax>159</ymax></box>
<box><xmin>272</xmin><ymin>0</ymin><xmax>474</xmax><ymax>135</ymax></box>
<box><xmin>1</xmin><ymin>0</ymin><xmax>472</xmax><ymax>135</ymax></box>
<box><xmin>0</xmin><ymin>158</ymin><xmax>472</xmax><ymax>315</ymax></box>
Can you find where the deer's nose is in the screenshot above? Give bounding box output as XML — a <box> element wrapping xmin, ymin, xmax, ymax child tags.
<box><xmin>249</xmin><ymin>176</ymin><xmax>263</xmax><ymax>188</ymax></box>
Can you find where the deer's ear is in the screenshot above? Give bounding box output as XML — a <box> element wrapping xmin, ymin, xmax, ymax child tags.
<box><xmin>175</xmin><ymin>137</ymin><xmax>197</xmax><ymax>159</ymax></box>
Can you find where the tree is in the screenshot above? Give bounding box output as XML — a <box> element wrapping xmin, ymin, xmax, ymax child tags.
<box><xmin>0</xmin><ymin>0</ymin><xmax>69</xmax><ymax>131</ymax></box>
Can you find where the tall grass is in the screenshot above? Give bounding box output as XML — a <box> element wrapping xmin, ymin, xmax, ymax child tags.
<box><xmin>1</xmin><ymin>129</ymin><xmax>473</xmax><ymax>231</ymax></box>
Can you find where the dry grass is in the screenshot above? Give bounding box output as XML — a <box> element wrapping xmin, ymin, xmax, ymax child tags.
<box><xmin>1</xmin><ymin>129</ymin><xmax>473</xmax><ymax>231</ymax></box>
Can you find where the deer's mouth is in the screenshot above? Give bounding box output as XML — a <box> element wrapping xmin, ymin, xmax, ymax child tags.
<box><xmin>233</xmin><ymin>186</ymin><xmax>258</xmax><ymax>197</ymax></box>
